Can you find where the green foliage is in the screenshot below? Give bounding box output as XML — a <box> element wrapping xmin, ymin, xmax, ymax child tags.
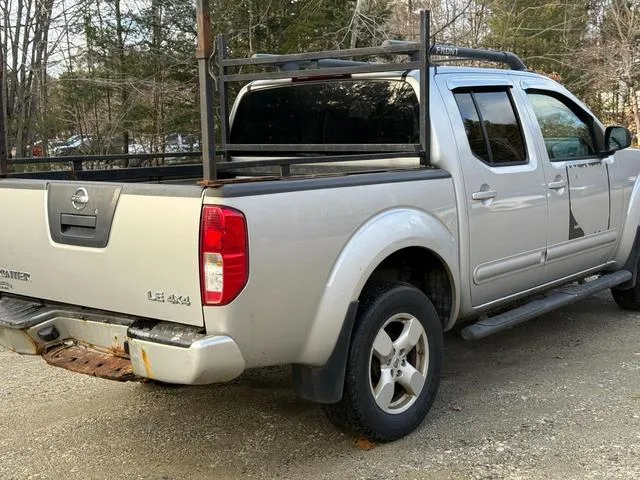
<box><xmin>45</xmin><ymin>0</ymin><xmax>390</xmax><ymax>153</ymax></box>
<box><xmin>486</xmin><ymin>0</ymin><xmax>591</xmax><ymax>89</ymax></box>
<box><xmin>9</xmin><ymin>0</ymin><xmax>637</xmax><ymax>154</ymax></box>
<box><xmin>208</xmin><ymin>0</ymin><xmax>357</xmax><ymax>54</ymax></box>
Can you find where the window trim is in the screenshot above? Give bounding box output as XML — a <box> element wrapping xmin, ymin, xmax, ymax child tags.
<box><xmin>468</xmin><ymin>92</ymin><xmax>493</xmax><ymax>164</ymax></box>
<box><xmin>525</xmin><ymin>88</ymin><xmax>601</xmax><ymax>163</ymax></box>
<box><xmin>453</xmin><ymin>86</ymin><xmax>529</xmax><ymax>168</ymax></box>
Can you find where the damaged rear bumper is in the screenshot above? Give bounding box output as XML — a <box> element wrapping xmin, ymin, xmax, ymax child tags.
<box><xmin>0</xmin><ymin>295</ymin><xmax>245</xmax><ymax>385</ymax></box>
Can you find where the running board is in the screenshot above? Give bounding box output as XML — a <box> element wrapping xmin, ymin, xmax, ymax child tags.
<box><xmin>461</xmin><ymin>270</ymin><xmax>632</xmax><ymax>341</ymax></box>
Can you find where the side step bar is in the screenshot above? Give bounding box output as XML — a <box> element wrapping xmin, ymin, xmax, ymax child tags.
<box><xmin>461</xmin><ymin>270</ymin><xmax>632</xmax><ymax>341</ymax></box>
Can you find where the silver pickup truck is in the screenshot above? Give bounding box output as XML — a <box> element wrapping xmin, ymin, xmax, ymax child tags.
<box><xmin>1</xmin><ymin>19</ymin><xmax>639</xmax><ymax>441</ymax></box>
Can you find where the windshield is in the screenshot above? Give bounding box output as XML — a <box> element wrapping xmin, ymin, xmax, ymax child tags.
<box><xmin>230</xmin><ymin>80</ymin><xmax>419</xmax><ymax>146</ymax></box>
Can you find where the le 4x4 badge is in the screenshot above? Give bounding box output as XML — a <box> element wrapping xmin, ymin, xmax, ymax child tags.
<box><xmin>147</xmin><ymin>290</ymin><xmax>191</xmax><ymax>306</ymax></box>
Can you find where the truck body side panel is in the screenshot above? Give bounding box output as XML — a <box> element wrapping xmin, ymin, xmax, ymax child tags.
<box><xmin>202</xmin><ymin>173</ymin><xmax>458</xmax><ymax>368</ymax></box>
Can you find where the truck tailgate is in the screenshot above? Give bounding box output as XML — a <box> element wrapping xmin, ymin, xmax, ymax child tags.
<box><xmin>0</xmin><ymin>181</ymin><xmax>205</xmax><ymax>327</ymax></box>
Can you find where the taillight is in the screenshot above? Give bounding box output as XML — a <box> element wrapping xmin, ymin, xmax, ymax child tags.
<box><xmin>200</xmin><ymin>205</ymin><xmax>248</xmax><ymax>306</ymax></box>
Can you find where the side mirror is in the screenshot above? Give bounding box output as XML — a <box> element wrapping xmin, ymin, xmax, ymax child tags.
<box><xmin>604</xmin><ymin>126</ymin><xmax>633</xmax><ymax>154</ymax></box>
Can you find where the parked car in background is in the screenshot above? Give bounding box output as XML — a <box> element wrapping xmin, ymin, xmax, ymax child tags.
<box><xmin>51</xmin><ymin>135</ymin><xmax>149</xmax><ymax>156</ymax></box>
<box><xmin>52</xmin><ymin>135</ymin><xmax>94</xmax><ymax>156</ymax></box>
<box><xmin>127</xmin><ymin>142</ymin><xmax>149</xmax><ymax>154</ymax></box>
<box><xmin>165</xmin><ymin>133</ymin><xmax>199</xmax><ymax>153</ymax></box>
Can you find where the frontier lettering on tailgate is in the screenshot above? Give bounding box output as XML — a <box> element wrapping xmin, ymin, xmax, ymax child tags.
<box><xmin>0</xmin><ymin>268</ymin><xmax>31</xmax><ymax>282</ymax></box>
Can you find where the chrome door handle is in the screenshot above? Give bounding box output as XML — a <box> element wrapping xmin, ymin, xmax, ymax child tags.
<box><xmin>472</xmin><ymin>190</ymin><xmax>497</xmax><ymax>201</ymax></box>
<box><xmin>548</xmin><ymin>180</ymin><xmax>567</xmax><ymax>190</ymax></box>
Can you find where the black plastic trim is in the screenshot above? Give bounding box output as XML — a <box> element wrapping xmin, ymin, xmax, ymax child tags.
<box><xmin>208</xmin><ymin>168</ymin><xmax>451</xmax><ymax>198</ymax></box>
<box><xmin>127</xmin><ymin>321</ymin><xmax>206</xmax><ymax>348</ymax></box>
<box><xmin>292</xmin><ymin>301</ymin><xmax>359</xmax><ymax>404</ymax></box>
<box><xmin>47</xmin><ymin>183</ymin><xmax>121</xmax><ymax>248</ymax></box>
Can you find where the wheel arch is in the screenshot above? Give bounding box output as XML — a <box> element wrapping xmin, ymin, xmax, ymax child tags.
<box><xmin>293</xmin><ymin>207</ymin><xmax>459</xmax><ymax>404</ymax></box>
<box><xmin>612</xmin><ymin>153</ymin><xmax>640</xmax><ymax>270</ymax></box>
<box><xmin>363</xmin><ymin>246</ymin><xmax>456</xmax><ymax>332</ymax></box>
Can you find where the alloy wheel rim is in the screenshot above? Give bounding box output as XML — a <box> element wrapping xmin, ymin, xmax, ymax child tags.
<box><xmin>368</xmin><ymin>313</ymin><xmax>429</xmax><ymax>414</ymax></box>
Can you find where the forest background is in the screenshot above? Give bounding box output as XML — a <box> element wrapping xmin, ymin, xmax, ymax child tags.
<box><xmin>1</xmin><ymin>0</ymin><xmax>639</xmax><ymax>158</ymax></box>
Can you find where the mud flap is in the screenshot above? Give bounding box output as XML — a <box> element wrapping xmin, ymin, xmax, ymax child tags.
<box><xmin>292</xmin><ymin>301</ymin><xmax>359</xmax><ymax>404</ymax></box>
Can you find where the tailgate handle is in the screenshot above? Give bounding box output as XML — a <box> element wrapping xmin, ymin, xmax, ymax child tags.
<box><xmin>61</xmin><ymin>213</ymin><xmax>97</xmax><ymax>228</ymax></box>
<box><xmin>60</xmin><ymin>213</ymin><xmax>97</xmax><ymax>237</ymax></box>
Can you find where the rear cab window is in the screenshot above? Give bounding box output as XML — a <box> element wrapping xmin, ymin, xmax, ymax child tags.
<box><xmin>453</xmin><ymin>88</ymin><xmax>528</xmax><ymax>166</ymax></box>
<box><xmin>230</xmin><ymin>80</ymin><xmax>419</xmax><ymax>146</ymax></box>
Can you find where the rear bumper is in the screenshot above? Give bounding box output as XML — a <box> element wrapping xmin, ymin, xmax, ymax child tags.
<box><xmin>128</xmin><ymin>335</ymin><xmax>245</xmax><ymax>384</ymax></box>
<box><xmin>0</xmin><ymin>296</ymin><xmax>245</xmax><ymax>385</ymax></box>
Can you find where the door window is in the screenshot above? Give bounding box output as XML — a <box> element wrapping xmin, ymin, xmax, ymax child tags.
<box><xmin>454</xmin><ymin>89</ymin><xmax>527</xmax><ymax>166</ymax></box>
<box><xmin>526</xmin><ymin>91</ymin><xmax>596</xmax><ymax>161</ymax></box>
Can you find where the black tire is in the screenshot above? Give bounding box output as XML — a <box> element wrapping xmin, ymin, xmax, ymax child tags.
<box><xmin>611</xmin><ymin>282</ymin><xmax>640</xmax><ymax>310</ymax></box>
<box><xmin>323</xmin><ymin>281</ymin><xmax>443</xmax><ymax>442</ymax></box>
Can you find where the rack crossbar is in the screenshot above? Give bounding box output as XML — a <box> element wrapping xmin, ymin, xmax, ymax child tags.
<box><xmin>221</xmin><ymin>43</ymin><xmax>421</xmax><ymax>68</ymax></box>
<box><xmin>383</xmin><ymin>41</ymin><xmax>527</xmax><ymax>71</ymax></box>
<box><xmin>223</xmin><ymin>61</ymin><xmax>421</xmax><ymax>83</ymax></box>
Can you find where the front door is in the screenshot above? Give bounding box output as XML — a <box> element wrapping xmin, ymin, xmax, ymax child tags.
<box><xmin>445</xmin><ymin>82</ymin><xmax>549</xmax><ymax>306</ymax></box>
<box><xmin>523</xmin><ymin>89</ymin><xmax>615</xmax><ymax>280</ymax></box>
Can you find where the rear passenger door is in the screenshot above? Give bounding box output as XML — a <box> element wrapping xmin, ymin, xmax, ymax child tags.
<box><xmin>523</xmin><ymin>88</ymin><xmax>615</xmax><ymax>279</ymax></box>
<box><xmin>446</xmin><ymin>82</ymin><xmax>549</xmax><ymax>307</ymax></box>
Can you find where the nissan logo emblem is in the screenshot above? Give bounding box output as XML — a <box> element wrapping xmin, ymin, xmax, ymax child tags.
<box><xmin>71</xmin><ymin>187</ymin><xmax>89</xmax><ymax>210</ymax></box>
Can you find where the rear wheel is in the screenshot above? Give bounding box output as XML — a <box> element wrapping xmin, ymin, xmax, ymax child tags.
<box><xmin>323</xmin><ymin>281</ymin><xmax>443</xmax><ymax>442</ymax></box>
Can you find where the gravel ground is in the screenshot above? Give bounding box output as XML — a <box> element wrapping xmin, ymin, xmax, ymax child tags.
<box><xmin>1</xmin><ymin>291</ymin><xmax>639</xmax><ymax>480</ymax></box>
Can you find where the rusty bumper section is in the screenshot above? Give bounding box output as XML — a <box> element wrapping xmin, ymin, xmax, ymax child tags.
<box><xmin>43</xmin><ymin>343</ymin><xmax>135</xmax><ymax>382</ymax></box>
<box><xmin>0</xmin><ymin>294</ymin><xmax>246</xmax><ymax>385</ymax></box>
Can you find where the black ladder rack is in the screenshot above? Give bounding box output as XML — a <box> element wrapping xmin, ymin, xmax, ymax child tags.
<box><xmin>199</xmin><ymin>8</ymin><xmax>526</xmax><ymax>183</ymax></box>
<box><xmin>205</xmin><ymin>9</ymin><xmax>431</xmax><ymax>183</ymax></box>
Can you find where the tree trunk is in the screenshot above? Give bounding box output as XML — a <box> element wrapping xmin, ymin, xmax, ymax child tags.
<box><xmin>63</xmin><ymin>8</ymin><xmax>83</xmax><ymax>140</ymax></box>
<box><xmin>84</xmin><ymin>7</ymin><xmax>101</xmax><ymax>148</ymax></box>
<box><xmin>7</xmin><ymin>0</ymin><xmax>24</xmax><ymax>124</ymax></box>
<box><xmin>152</xmin><ymin>0</ymin><xmax>163</xmax><ymax>160</ymax></box>
<box><xmin>0</xmin><ymin>45</ymin><xmax>8</xmax><ymax>172</ymax></box>
<box><xmin>632</xmin><ymin>88</ymin><xmax>640</xmax><ymax>147</ymax></box>
<box><xmin>24</xmin><ymin>0</ymin><xmax>54</xmax><ymax>155</ymax></box>
<box><xmin>350</xmin><ymin>0</ymin><xmax>368</xmax><ymax>49</ymax></box>
<box><xmin>114</xmin><ymin>0</ymin><xmax>129</xmax><ymax>156</ymax></box>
